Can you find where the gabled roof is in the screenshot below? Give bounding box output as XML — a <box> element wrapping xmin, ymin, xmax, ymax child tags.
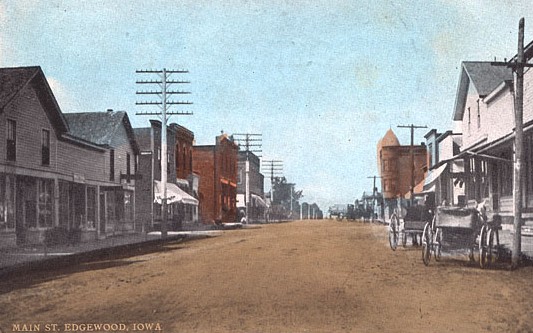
<box><xmin>64</xmin><ymin>111</ymin><xmax>139</xmax><ymax>154</ymax></box>
<box><xmin>453</xmin><ymin>61</ymin><xmax>513</xmax><ymax>121</ymax></box>
<box><xmin>0</xmin><ymin>66</ymin><xmax>69</xmax><ymax>134</ymax></box>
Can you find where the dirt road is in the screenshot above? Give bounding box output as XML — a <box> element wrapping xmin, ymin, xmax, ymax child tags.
<box><xmin>1</xmin><ymin>220</ymin><xmax>533</xmax><ymax>333</ymax></box>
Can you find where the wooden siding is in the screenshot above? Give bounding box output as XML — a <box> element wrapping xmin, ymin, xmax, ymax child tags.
<box><xmin>110</xmin><ymin>122</ymin><xmax>137</xmax><ymax>186</ymax></box>
<box><xmin>0</xmin><ymin>85</ymin><xmax>58</xmax><ymax>171</ymax></box>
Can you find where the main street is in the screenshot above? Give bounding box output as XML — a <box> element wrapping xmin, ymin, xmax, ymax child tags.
<box><xmin>1</xmin><ymin>220</ymin><xmax>533</xmax><ymax>333</ymax></box>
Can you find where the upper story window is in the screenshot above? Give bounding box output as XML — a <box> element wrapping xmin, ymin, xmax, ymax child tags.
<box><xmin>126</xmin><ymin>153</ymin><xmax>131</xmax><ymax>183</ymax></box>
<box><xmin>6</xmin><ymin>119</ymin><xmax>16</xmax><ymax>161</ymax></box>
<box><xmin>110</xmin><ymin>149</ymin><xmax>115</xmax><ymax>181</ymax></box>
<box><xmin>428</xmin><ymin>143</ymin><xmax>433</xmax><ymax>167</ymax></box>
<box><xmin>467</xmin><ymin>107</ymin><xmax>471</xmax><ymax>134</ymax></box>
<box><xmin>42</xmin><ymin>129</ymin><xmax>50</xmax><ymax>166</ymax></box>
<box><xmin>189</xmin><ymin>148</ymin><xmax>193</xmax><ymax>171</ymax></box>
<box><xmin>477</xmin><ymin>99</ymin><xmax>481</xmax><ymax>129</ymax></box>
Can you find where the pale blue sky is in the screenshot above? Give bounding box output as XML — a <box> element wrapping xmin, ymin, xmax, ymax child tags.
<box><xmin>1</xmin><ymin>0</ymin><xmax>531</xmax><ymax>210</ymax></box>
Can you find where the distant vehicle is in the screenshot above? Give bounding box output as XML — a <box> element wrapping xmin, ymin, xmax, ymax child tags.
<box><xmin>328</xmin><ymin>204</ymin><xmax>347</xmax><ymax>220</ymax></box>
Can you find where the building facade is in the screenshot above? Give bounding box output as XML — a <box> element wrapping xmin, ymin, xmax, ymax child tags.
<box><xmin>377</xmin><ymin>129</ymin><xmax>427</xmax><ymax>220</ymax></box>
<box><xmin>134</xmin><ymin>121</ymin><xmax>198</xmax><ymax>232</ymax></box>
<box><xmin>450</xmin><ymin>58</ymin><xmax>533</xmax><ymax>225</ymax></box>
<box><xmin>63</xmin><ymin>110</ymin><xmax>139</xmax><ymax>237</ymax></box>
<box><xmin>0</xmin><ymin>66</ymin><xmax>137</xmax><ymax>248</ymax></box>
<box><xmin>193</xmin><ymin>133</ymin><xmax>238</xmax><ymax>223</ymax></box>
<box><xmin>236</xmin><ymin>150</ymin><xmax>266</xmax><ymax>223</ymax></box>
<box><xmin>424</xmin><ymin>129</ymin><xmax>464</xmax><ymax>207</ymax></box>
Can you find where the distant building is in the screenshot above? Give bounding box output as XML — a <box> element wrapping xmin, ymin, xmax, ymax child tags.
<box><xmin>193</xmin><ymin>133</ymin><xmax>238</xmax><ymax>223</ymax></box>
<box><xmin>377</xmin><ymin>128</ymin><xmax>427</xmax><ymax>220</ymax></box>
<box><xmin>236</xmin><ymin>150</ymin><xmax>266</xmax><ymax>222</ymax></box>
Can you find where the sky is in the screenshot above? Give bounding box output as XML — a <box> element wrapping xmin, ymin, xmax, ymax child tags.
<box><xmin>0</xmin><ymin>0</ymin><xmax>532</xmax><ymax>210</ymax></box>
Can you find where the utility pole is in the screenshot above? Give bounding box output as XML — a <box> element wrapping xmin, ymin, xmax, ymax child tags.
<box><xmin>491</xmin><ymin>18</ymin><xmax>533</xmax><ymax>268</ymax></box>
<box><xmin>233</xmin><ymin>133</ymin><xmax>262</xmax><ymax>224</ymax></box>
<box><xmin>367</xmin><ymin>175</ymin><xmax>381</xmax><ymax>222</ymax></box>
<box><xmin>287</xmin><ymin>183</ymin><xmax>295</xmax><ymax>219</ymax></box>
<box><xmin>262</xmin><ymin>159</ymin><xmax>283</xmax><ymax>203</ymax></box>
<box><xmin>136</xmin><ymin>68</ymin><xmax>192</xmax><ymax>239</ymax></box>
<box><xmin>398</xmin><ymin>124</ymin><xmax>428</xmax><ymax>205</ymax></box>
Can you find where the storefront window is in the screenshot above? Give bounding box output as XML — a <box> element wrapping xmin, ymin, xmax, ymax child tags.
<box><xmin>38</xmin><ymin>179</ymin><xmax>54</xmax><ymax>228</ymax></box>
<box><xmin>87</xmin><ymin>187</ymin><xmax>96</xmax><ymax>229</ymax></box>
<box><xmin>124</xmin><ymin>191</ymin><xmax>133</xmax><ymax>221</ymax></box>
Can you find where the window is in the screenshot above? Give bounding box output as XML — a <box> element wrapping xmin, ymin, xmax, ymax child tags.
<box><xmin>467</xmin><ymin>107</ymin><xmax>471</xmax><ymax>133</ymax></box>
<box><xmin>0</xmin><ymin>175</ymin><xmax>15</xmax><ymax>231</ymax></box>
<box><xmin>110</xmin><ymin>149</ymin><xmax>115</xmax><ymax>181</ymax></box>
<box><xmin>86</xmin><ymin>187</ymin><xmax>96</xmax><ymax>229</ymax></box>
<box><xmin>477</xmin><ymin>100</ymin><xmax>481</xmax><ymax>129</ymax></box>
<box><xmin>189</xmin><ymin>148</ymin><xmax>193</xmax><ymax>171</ymax></box>
<box><xmin>428</xmin><ymin>143</ymin><xmax>433</xmax><ymax>167</ymax></box>
<box><xmin>124</xmin><ymin>191</ymin><xmax>133</xmax><ymax>221</ymax></box>
<box><xmin>38</xmin><ymin>179</ymin><xmax>54</xmax><ymax>228</ymax></box>
<box><xmin>126</xmin><ymin>153</ymin><xmax>131</xmax><ymax>183</ymax></box>
<box><xmin>42</xmin><ymin>129</ymin><xmax>50</xmax><ymax>165</ymax></box>
<box><xmin>6</xmin><ymin>119</ymin><xmax>16</xmax><ymax>161</ymax></box>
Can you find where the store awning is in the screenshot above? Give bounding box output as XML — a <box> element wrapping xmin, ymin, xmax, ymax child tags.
<box><xmin>154</xmin><ymin>180</ymin><xmax>199</xmax><ymax>206</ymax></box>
<box><xmin>423</xmin><ymin>163</ymin><xmax>447</xmax><ymax>191</ymax></box>
<box><xmin>252</xmin><ymin>194</ymin><xmax>268</xmax><ymax>208</ymax></box>
<box><xmin>175</xmin><ymin>178</ymin><xmax>190</xmax><ymax>188</ymax></box>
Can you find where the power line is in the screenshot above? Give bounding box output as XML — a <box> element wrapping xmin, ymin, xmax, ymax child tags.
<box><xmin>262</xmin><ymin>159</ymin><xmax>283</xmax><ymax>202</ymax></box>
<box><xmin>233</xmin><ymin>133</ymin><xmax>263</xmax><ymax>224</ymax></box>
<box><xmin>135</xmin><ymin>68</ymin><xmax>193</xmax><ymax>239</ymax></box>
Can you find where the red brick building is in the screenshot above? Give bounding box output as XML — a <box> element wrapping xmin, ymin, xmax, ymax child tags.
<box><xmin>377</xmin><ymin>129</ymin><xmax>427</xmax><ymax>219</ymax></box>
<box><xmin>193</xmin><ymin>133</ymin><xmax>238</xmax><ymax>223</ymax></box>
<box><xmin>174</xmin><ymin>124</ymin><xmax>194</xmax><ymax>180</ymax></box>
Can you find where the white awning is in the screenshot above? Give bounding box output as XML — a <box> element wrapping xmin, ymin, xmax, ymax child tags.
<box><xmin>423</xmin><ymin>163</ymin><xmax>447</xmax><ymax>191</ymax></box>
<box><xmin>252</xmin><ymin>194</ymin><xmax>268</xmax><ymax>208</ymax></box>
<box><xmin>175</xmin><ymin>178</ymin><xmax>190</xmax><ymax>188</ymax></box>
<box><xmin>154</xmin><ymin>180</ymin><xmax>199</xmax><ymax>206</ymax></box>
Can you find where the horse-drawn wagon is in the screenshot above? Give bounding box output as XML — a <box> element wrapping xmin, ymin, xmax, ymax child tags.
<box><xmin>389</xmin><ymin>193</ymin><xmax>434</xmax><ymax>250</ymax></box>
<box><xmin>421</xmin><ymin>203</ymin><xmax>501</xmax><ymax>268</ymax></box>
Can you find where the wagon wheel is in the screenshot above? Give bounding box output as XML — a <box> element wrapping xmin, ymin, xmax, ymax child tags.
<box><xmin>400</xmin><ymin>220</ymin><xmax>407</xmax><ymax>247</ymax></box>
<box><xmin>389</xmin><ymin>214</ymin><xmax>399</xmax><ymax>251</ymax></box>
<box><xmin>422</xmin><ymin>221</ymin><xmax>432</xmax><ymax>266</ymax></box>
<box><xmin>487</xmin><ymin>228</ymin><xmax>498</xmax><ymax>267</ymax></box>
<box><xmin>479</xmin><ymin>225</ymin><xmax>488</xmax><ymax>269</ymax></box>
<box><xmin>434</xmin><ymin>228</ymin><xmax>442</xmax><ymax>262</ymax></box>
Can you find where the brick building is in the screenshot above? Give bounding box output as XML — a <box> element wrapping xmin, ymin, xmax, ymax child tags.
<box><xmin>0</xmin><ymin>66</ymin><xmax>136</xmax><ymax>248</ymax></box>
<box><xmin>377</xmin><ymin>129</ymin><xmax>427</xmax><ymax>220</ymax></box>
<box><xmin>193</xmin><ymin>133</ymin><xmax>238</xmax><ymax>223</ymax></box>
<box><xmin>134</xmin><ymin>121</ymin><xmax>198</xmax><ymax>232</ymax></box>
